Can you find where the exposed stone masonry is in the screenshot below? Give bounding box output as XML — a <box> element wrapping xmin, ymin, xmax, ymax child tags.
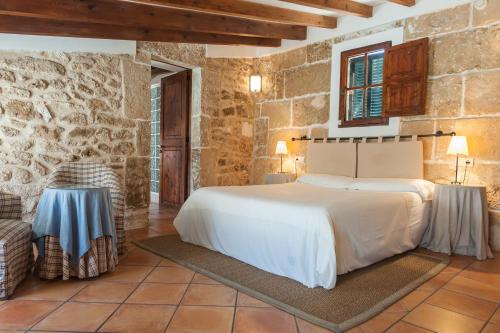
<box><xmin>0</xmin><ymin>52</ymin><xmax>151</xmax><ymax>228</ymax></box>
<box><xmin>251</xmin><ymin>2</ymin><xmax>500</xmax><ymax>249</ymax></box>
<box><xmin>0</xmin><ymin>2</ymin><xmax>498</xmax><ymax>246</ymax></box>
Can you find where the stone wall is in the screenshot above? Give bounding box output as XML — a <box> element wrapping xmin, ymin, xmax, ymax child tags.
<box><xmin>137</xmin><ymin>43</ymin><xmax>255</xmax><ymax>188</ymax></box>
<box><xmin>0</xmin><ymin>42</ymin><xmax>256</xmax><ymax>229</ymax></box>
<box><xmin>0</xmin><ymin>51</ymin><xmax>151</xmax><ymax>228</ymax></box>
<box><xmin>251</xmin><ymin>2</ymin><xmax>500</xmax><ymax>248</ymax></box>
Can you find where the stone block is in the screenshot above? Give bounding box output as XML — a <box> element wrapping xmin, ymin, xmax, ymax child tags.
<box><xmin>426</xmin><ymin>76</ymin><xmax>462</xmax><ymax>117</ymax></box>
<box><xmin>285</xmin><ymin>62</ymin><xmax>331</xmax><ymax>98</ymax></box>
<box><xmin>473</xmin><ymin>0</ymin><xmax>500</xmax><ymax>26</ymax></box>
<box><xmin>464</xmin><ymin>71</ymin><xmax>500</xmax><ymax>115</ymax></box>
<box><xmin>0</xmin><ymin>69</ymin><xmax>15</xmax><ymax>83</ymax></box>
<box><xmin>254</xmin><ymin>118</ymin><xmax>268</xmax><ymax>146</ymax></box>
<box><xmin>60</xmin><ymin>113</ymin><xmax>88</xmax><ymax>125</ymax></box>
<box><xmin>466</xmin><ymin>163</ymin><xmax>500</xmax><ymax>210</ymax></box>
<box><xmin>435</xmin><ymin>118</ymin><xmax>500</xmax><ymax>161</ymax></box>
<box><xmin>310</xmin><ymin>127</ymin><xmax>328</xmax><ymax>139</ymax></box>
<box><xmin>125</xmin><ymin>157</ymin><xmax>150</xmax><ymax>209</ymax></box>
<box><xmin>122</xmin><ymin>58</ymin><xmax>150</xmax><ymax>120</ymax></box>
<box><xmin>136</xmin><ymin>120</ymin><xmax>151</xmax><ymax>157</ymax></box>
<box><xmin>4</xmin><ymin>100</ymin><xmax>41</xmax><ymax>121</ymax></box>
<box><xmin>306</xmin><ymin>40</ymin><xmax>332</xmax><ymax>63</ymax></box>
<box><xmin>197</xmin><ymin>148</ymin><xmax>218</xmax><ymax>187</ymax></box>
<box><xmin>429</xmin><ymin>26</ymin><xmax>500</xmax><ymax>75</ymax></box>
<box><xmin>3</xmin><ymin>56</ymin><xmax>66</xmax><ymax>76</ymax></box>
<box><xmin>260</xmin><ymin>100</ymin><xmax>291</xmax><ymax>129</ymax></box>
<box><xmin>404</xmin><ymin>5</ymin><xmax>470</xmax><ymax>40</ymax></box>
<box><xmin>271</xmin><ymin>47</ymin><xmax>307</xmax><ymax>71</ymax></box>
<box><xmin>292</xmin><ymin>94</ymin><xmax>330</xmax><ymax>126</ymax></box>
<box><xmin>400</xmin><ymin>120</ymin><xmax>435</xmax><ymax>160</ymax></box>
<box><xmin>113</xmin><ymin>142</ymin><xmax>135</xmax><ymax>155</ymax></box>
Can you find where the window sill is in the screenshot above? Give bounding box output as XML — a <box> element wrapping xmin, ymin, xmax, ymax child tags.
<box><xmin>338</xmin><ymin>117</ymin><xmax>389</xmax><ymax>128</ymax></box>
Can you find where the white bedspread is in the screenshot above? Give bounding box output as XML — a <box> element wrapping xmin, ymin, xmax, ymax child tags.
<box><xmin>173</xmin><ymin>183</ymin><xmax>430</xmax><ymax>289</ymax></box>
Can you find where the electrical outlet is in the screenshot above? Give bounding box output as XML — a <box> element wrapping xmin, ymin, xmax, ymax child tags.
<box><xmin>459</xmin><ymin>157</ymin><xmax>474</xmax><ymax>167</ymax></box>
<box><xmin>295</xmin><ymin>156</ymin><xmax>305</xmax><ymax>163</ymax></box>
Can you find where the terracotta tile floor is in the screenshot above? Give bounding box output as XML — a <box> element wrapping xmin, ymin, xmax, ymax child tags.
<box><xmin>1</xmin><ymin>203</ymin><xmax>499</xmax><ymax>333</ymax></box>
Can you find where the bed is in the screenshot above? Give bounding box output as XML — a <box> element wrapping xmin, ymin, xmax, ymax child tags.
<box><xmin>173</xmin><ymin>140</ymin><xmax>434</xmax><ymax>289</ymax></box>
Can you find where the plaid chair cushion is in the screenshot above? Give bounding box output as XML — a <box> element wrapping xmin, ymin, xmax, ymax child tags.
<box><xmin>47</xmin><ymin>162</ymin><xmax>126</xmax><ymax>254</ymax></box>
<box><xmin>0</xmin><ymin>219</ymin><xmax>33</xmax><ymax>299</ymax></box>
<box><xmin>0</xmin><ymin>193</ymin><xmax>21</xmax><ymax>220</ymax></box>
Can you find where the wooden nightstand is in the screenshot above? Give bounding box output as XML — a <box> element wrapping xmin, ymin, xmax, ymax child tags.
<box><xmin>264</xmin><ymin>173</ymin><xmax>295</xmax><ymax>185</ymax></box>
<box><xmin>421</xmin><ymin>184</ymin><xmax>493</xmax><ymax>260</ymax></box>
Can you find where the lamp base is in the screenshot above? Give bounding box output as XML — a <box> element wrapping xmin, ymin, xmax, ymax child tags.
<box><xmin>450</xmin><ymin>181</ymin><xmax>462</xmax><ymax>185</ymax></box>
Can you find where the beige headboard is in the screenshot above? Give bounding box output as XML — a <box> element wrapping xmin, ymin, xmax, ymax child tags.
<box><xmin>306</xmin><ymin>142</ymin><xmax>357</xmax><ymax>177</ymax></box>
<box><xmin>357</xmin><ymin>141</ymin><xmax>423</xmax><ymax>179</ymax></box>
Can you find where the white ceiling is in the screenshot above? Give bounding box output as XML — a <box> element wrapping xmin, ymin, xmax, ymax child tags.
<box><xmin>247</xmin><ymin>0</ymin><xmax>387</xmax><ymax>16</ymax></box>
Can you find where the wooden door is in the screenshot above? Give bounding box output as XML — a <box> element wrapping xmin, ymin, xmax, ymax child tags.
<box><xmin>159</xmin><ymin>70</ymin><xmax>191</xmax><ymax>207</ymax></box>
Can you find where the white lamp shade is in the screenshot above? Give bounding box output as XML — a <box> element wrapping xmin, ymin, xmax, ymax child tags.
<box><xmin>447</xmin><ymin>136</ymin><xmax>469</xmax><ymax>155</ymax></box>
<box><xmin>249</xmin><ymin>75</ymin><xmax>262</xmax><ymax>93</ymax></box>
<box><xmin>275</xmin><ymin>140</ymin><xmax>288</xmax><ymax>155</ymax></box>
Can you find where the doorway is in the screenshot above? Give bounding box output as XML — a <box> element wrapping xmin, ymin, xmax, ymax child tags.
<box><xmin>150</xmin><ymin>61</ymin><xmax>192</xmax><ymax>208</ymax></box>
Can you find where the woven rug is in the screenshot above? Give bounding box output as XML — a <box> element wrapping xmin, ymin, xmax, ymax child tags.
<box><xmin>134</xmin><ymin>235</ymin><xmax>447</xmax><ymax>332</ymax></box>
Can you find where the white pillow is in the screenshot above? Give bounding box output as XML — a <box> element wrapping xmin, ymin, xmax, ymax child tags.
<box><xmin>296</xmin><ymin>173</ymin><xmax>353</xmax><ymax>189</ymax></box>
<box><xmin>349</xmin><ymin>178</ymin><xmax>435</xmax><ymax>200</ymax></box>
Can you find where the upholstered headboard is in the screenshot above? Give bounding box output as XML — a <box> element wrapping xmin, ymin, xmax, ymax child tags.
<box><xmin>306</xmin><ymin>142</ymin><xmax>357</xmax><ymax>177</ymax></box>
<box><xmin>357</xmin><ymin>141</ymin><xmax>423</xmax><ymax>179</ymax></box>
<box><xmin>305</xmin><ymin>140</ymin><xmax>424</xmax><ymax>179</ymax></box>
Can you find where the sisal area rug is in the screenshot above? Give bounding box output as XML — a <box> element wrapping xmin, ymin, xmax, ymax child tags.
<box><xmin>134</xmin><ymin>235</ymin><xmax>447</xmax><ymax>332</ymax></box>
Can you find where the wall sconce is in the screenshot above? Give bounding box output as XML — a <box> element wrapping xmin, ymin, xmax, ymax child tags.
<box><xmin>249</xmin><ymin>74</ymin><xmax>262</xmax><ymax>93</ymax></box>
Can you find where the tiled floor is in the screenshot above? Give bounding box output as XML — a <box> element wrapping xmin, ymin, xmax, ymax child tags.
<box><xmin>1</xmin><ymin>204</ymin><xmax>499</xmax><ymax>333</ymax></box>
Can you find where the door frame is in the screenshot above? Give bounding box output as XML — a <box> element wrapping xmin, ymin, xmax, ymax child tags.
<box><xmin>154</xmin><ymin>62</ymin><xmax>192</xmax><ymax>208</ymax></box>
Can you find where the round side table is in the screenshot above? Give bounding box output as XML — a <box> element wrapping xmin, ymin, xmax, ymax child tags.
<box><xmin>421</xmin><ymin>183</ymin><xmax>493</xmax><ymax>260</ymax></box>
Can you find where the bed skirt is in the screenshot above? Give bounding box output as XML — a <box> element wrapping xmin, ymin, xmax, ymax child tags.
<box><xmin>36</xmin><ymin>236</ymin><xmax>118</xmax><ymax>280</ymax></box>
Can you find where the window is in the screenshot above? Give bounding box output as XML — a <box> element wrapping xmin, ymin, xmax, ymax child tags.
<box><xmin>339</xmin><ymin>41</ymin><xmax>391</xmax><ymax>127</ymax></box>
<box><xmin>150</xmin><ymin>84</ymin><xmax>161</xmax><ymax>193</ymax></box>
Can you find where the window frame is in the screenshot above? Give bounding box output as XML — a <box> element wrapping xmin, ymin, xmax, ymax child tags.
<box><xmin>338</xmin><ymin>41</ymin><xmax>392</xmax><ymax>128</ymax></box>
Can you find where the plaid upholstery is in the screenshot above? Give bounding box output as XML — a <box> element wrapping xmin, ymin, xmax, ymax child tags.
<box><xmin>0</xmin><ymin>192</ymin><xmax>22</xmax><ymax>220</ymax></box>
<box><xmin>36</xmin><ymin>235</ymin><xmax>117</xmax><ymax>280</ymax></box>
<box><xmin>0</xmin><ymin>195</ymin><xmax>33</xmax><ymax>299</ymax></box>
<box><xmin>47</xmin><ymin>162</ymin><xmax>126</xmax><ymax>255</ymax></box>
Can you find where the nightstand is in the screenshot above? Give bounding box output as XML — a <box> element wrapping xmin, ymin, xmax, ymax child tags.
<box><xmin>421</xmin><ymin>184</ymin><xmax>493</xmax><ymax>260</ymax></box>
<box><xmin>264</xmin><ymin>173</ymin><xmax>295</xmax><ymax>185</ymax></box>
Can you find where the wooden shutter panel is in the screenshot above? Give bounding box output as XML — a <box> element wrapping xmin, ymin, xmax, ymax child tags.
<box><xmin>382</xmin><ymin>37</ymin><xmax>428</xmax><ymax>117</ymax></box>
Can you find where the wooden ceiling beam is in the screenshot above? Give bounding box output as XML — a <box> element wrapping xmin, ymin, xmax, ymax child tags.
<box><xmin>279</xmin><ymin>0</ymin><xmax>372</xmax><ymax>18</ymax></box>
<box><xmin>0</xmin><ymin>0</ymin><xmax>306</xmax><ymax>40</ymax></box>
<box><xmin>388</xmin><ymin>0</ymin><xmax>415</xmax><ymax>6</ymax></box>
<box><xmin>120</xmin><ymin>0</ymin><xmax>337</xmax><ymax>29</ymax></box>
<box><xmin>0</xmin><ymin>15</ymin><xmax>282</xmax><ymax>47</ymax></box>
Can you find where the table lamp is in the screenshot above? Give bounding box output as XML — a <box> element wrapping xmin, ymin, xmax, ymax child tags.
<box><xmin>275</xmin><ymin>141</ymin><xmax>288</xmax><ymax>173</ymax></box>
<box><xmin>447</xmin><ymin>136</ymin><xmax>468</xmax><ymax>184</ymax></box>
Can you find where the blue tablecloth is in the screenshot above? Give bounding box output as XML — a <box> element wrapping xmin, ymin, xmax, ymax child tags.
<box><xmin>33</xmin><ymin>185</ymin><xmax>116</xmax><ymax>266</ymax></box>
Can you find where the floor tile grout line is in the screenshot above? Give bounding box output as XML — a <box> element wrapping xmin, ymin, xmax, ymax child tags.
<box><xmin>480</xmin><ymin>303</ymin><xmax>500</xmax><ymax>332</ymax></box>
<box><xmin>21</xmin><ymin>275</ymin><xmax>91</xmax><ymax>331</ymax></box>
<box><xmin>162</xmin><ymin>267</ymin><xmax>197</xmax><ymax>333</ymax></box>
<box><xmin>293</xmin><ymin>315</ymin><xmax>301</xmax><ymax>333</ymax></box>
<box><xmin>231</xmin><ymin>290</ymin><xmax>238</xmax><ymax>333</ymax></box>
<box><xmin>396</xmin><ymin>258</ymin><xmax>470</xmax><ymax>332</ymax></box>
<box><xmin>94</xmin><ymin>262</ymin><xmax>157</xmax><ymax>332</ymax></box>
<box><xmin>424</xmin><ymin>288</ymin><xmax>499</xmax><ymax>322</ymax></box>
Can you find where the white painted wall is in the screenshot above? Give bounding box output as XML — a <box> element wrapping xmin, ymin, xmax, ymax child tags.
<box><xmin>328</xmin><ymin>27</ymin><xmax>403</xmax><ymax>137</ymax></box>
<box><xmin>0</xmin><ymin>34</ymin><xmax>136</xmax><ymax>54</ymax></box>
<box><xmin>206</xmin><ymin>0</ymin><xmax>472</xmax><ymax>58</ymax></box>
